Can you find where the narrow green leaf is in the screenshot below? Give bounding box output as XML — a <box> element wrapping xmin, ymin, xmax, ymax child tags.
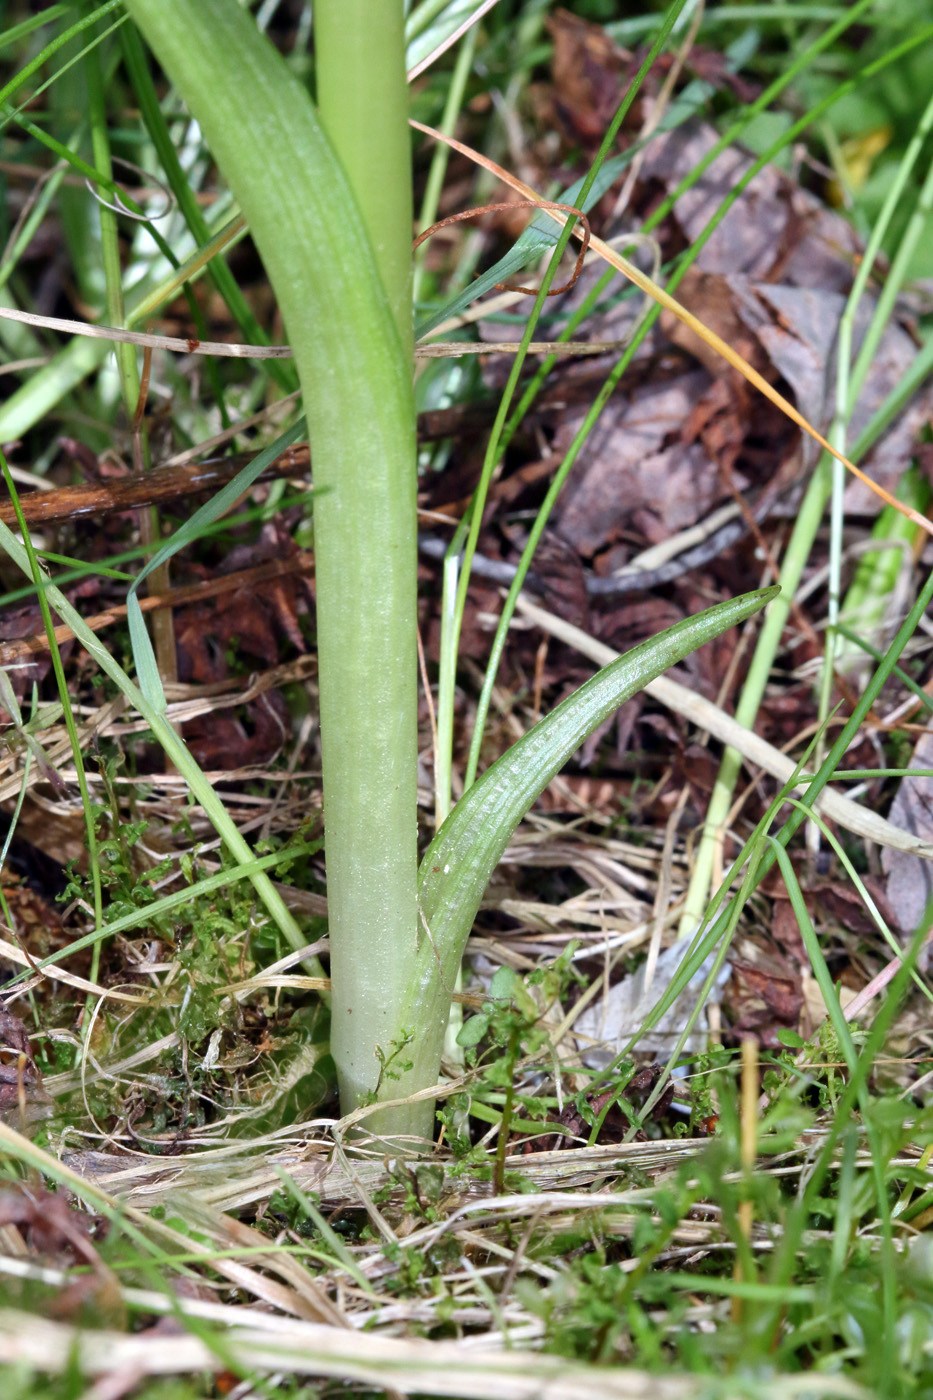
<box><xmin>419</xmin><ymin>587</ymin><xmax>778</xmax><ymax>956</ymax></box>
<box><xmin>387</xmin><ymin>587</ymin><xmax>778</xmax><ymax>1111</ymax></box>
<box><xmin>127</xmin><ymin>417</ymin><xmax>308</xmax><ymax>711</ymax></box>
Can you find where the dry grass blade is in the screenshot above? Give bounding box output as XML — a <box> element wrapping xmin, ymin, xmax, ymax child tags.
<box><xmin>0</xmin><ymin>935</ymin><xmax>149</xmax><ymax>1004</ymax></box>
<box><xmin>0</xmin><ymin>303</ymin><xmax>294</xmax><ymax>358</ymax></box>
<box><xmin>0</xmin><ymin>1308</ymin><xmax>870</xmax><ymax>1397</ymax></box>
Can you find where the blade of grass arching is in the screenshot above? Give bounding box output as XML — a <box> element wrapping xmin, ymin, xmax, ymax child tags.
<box><xmin>449</xmin><ymin>0</ymin><xmax>690</xmax><ymax>790</ymax></box>
<box><xmin>398</xmin><ymin>589</ymin><xmax>777</xmax><ymax>1118</ymax></box>
<box><xmin>85</xmin><ymin>31</ymin><xmax>178</xmax><ymax>694</ymax></box>
<box><xmin>0</xmin><ymin>508</ymin><xmax>309</xmax><ymax>959</ymax></box>
<box><xmin>119</xmin><ymin>21</ymin><xmax>296</xmax><ymax>397</ymax></box>
<box><xmin>0</xmin><ymin>26</ymin><xmax>130</xmax><ymax>203</ymax></box>
<box><xmin>0</xmin><ymin>455</ymin><xmax>103</xmax><ymax>936</ymax></box>
<box><xmin>0</xmin><ymin>1120</ymin><xmax>195</xmax><ymax>1268</ymax></box>
<box><xmin>125</xmin><ymin>416</ymin><xmax>307</xmax><ymax>710</ymax></box>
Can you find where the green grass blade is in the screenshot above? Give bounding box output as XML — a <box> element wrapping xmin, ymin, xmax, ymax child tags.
<box><xmin>0</xmin><ymin>515</ymin><xmax>307</xmax><ymax>957</ymax></box>
<box><xmin>127</xmin><ymin>417</ymin><xmax>308</xmax><ymax>711</ymax></box>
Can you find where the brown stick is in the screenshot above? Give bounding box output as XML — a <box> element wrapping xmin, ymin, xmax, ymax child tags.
<box><xmin>0</xmin><ymin>402</ymin><xmax>494</xmax><ymax>531</ymax></box>
<box><xmin>0</xmin><ymin>446</ymin><xmax>312</xmax><ymax>529</ymax></box>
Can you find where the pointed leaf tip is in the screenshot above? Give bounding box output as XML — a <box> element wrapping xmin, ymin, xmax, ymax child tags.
<box><xmin>416</xmin><ymin>585</ymin><xmax>779</xmax><ymax>993</ymax></box>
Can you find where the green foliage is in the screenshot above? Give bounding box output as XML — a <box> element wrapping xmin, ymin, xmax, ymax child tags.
<box><xmin>5</xmin><ymin>2</ymin><xmax>933</xmax><ymax>1387</ymax></box>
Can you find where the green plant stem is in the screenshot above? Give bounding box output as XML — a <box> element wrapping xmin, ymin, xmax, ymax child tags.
<box><xmin>315</xmin><ymin>1</ymin><xmax>413</xmax><ymax>357</ymax></box>
<box><xmin>309</xmin><ymin>1</ymin><xmax>420</xmax><ymax>1134</ymax></box>
<box><xmin>124</xmin><ymin>0</ymin><xmax>420</xmax><ymax>1132</ymax></box>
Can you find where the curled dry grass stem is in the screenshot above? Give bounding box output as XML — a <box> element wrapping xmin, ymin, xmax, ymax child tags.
<box><xmin>413</xmin><ymin>199</ymin><xmax>591</xmax><ymax>295</ymax></box>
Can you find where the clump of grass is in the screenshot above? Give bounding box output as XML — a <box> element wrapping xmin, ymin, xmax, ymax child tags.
<box><xmin>2</xmin><ymin>0</ymin><xmax>933</xmax><ymax>1393</ymax></box>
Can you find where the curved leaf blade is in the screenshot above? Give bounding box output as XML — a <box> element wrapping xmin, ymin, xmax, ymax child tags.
<box><xmin>384</xmin><ymin>586</ymin><xmax>777</xmax><ymax>1111</ymax></box>
<box><xmin>418</xmin><ymin>587</ymin><xmax>779</xmax><ymax>972</ymax></box>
